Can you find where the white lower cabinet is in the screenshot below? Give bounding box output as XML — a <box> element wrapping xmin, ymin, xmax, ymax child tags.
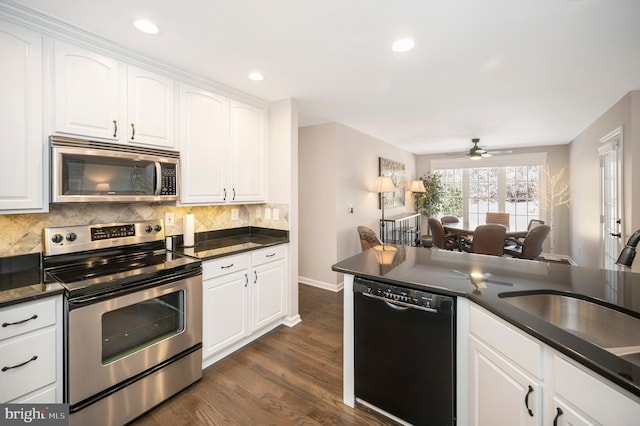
<box><xmin>0</xmin><ymin>296</ymin><xmax>63</xmax><ymax>403</ymax></box>
<box><xmin>202</xmin><ymin>245</ymin><xmax>287</xmax><ymax>368</ymax></box>
<box><xmin>468</xmin><ymin>304</ymin><xmax>543</xmax><ymax>426</ymax></box>
<box><xmin>464</xmin><ymin>303</ymin><xmax>640</xmax><ymax>426</ymax></box>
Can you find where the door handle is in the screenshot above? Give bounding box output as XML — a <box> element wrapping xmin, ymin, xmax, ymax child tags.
<box><xmin>611</xmin><ymin>232</ymin><xmax>622</xmax><ymax>238</ymax></box>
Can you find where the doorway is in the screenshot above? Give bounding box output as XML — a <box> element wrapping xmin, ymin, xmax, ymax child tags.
<box><xmin>599</xmin><ymin>126</ymin><xmax>624</xmax><ymax>271</ymax></box>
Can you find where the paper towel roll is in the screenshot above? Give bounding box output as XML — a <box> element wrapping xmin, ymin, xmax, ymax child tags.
<box><xmin>183</xmin><ymin>214</ymin><xmax>195</xmax><ymax>247</ymax></box>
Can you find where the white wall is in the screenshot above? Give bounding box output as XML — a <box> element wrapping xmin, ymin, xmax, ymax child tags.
<box><xmin>570</xmin><ymin>91</ymin><xmax>640</xmax><ymax>272</ymax></box>
<box><xmin>299</xmin><ymin>122</ymin><xmax>416</xmax><ymax>290</ymax></box>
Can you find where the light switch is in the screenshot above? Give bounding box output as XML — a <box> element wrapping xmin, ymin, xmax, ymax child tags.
<box><xmin>231</xmin><ymin>208</ymin><xmax>239</xmax><ymax>221</ymax></box>
<box><xmin>273</xmin><ymin>209</ymin><xmax>279</xmax><ymax>220</ymax></box>
<box><xmin>264</xmin><ymin>208</ymin><xmax>271</xmax><ymax>220</ymax></box>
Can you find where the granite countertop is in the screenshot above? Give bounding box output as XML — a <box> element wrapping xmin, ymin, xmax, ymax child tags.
<box><xmin>174</xmin><ymin>226</ymin><xmax>289</xmax><ymax>261</ymax></box>
<box><xmin>332</xmin><ymin>245</ymin><xmax>640</xmax><ymax>399</ymax></box>
<box><xmin>0</xmin><ymin>253</ymin><xmax>64</xmax><ymax>308</ymax></box>
<box><xmin>1</xmin><ymin>227</ymin><xmax>288</xmax><ymax>308</ymax></box>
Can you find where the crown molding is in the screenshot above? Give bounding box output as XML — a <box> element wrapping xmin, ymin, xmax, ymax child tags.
<box><xmin>0</xmin><ymin>1</ymin><xmax>270</xmax><ymax>108</ymax></box>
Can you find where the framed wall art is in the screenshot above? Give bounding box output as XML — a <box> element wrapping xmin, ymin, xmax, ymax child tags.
<box><xmin>379</xmin><ymin>157</ymin><xmax>405</xmax><ymax>209</ymax></box>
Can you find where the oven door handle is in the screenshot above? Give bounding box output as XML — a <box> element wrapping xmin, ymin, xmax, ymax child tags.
<box><xmin>362</xmin><ymin>292</ymin><xmax>438</xmax><ymax>313</ymax></box>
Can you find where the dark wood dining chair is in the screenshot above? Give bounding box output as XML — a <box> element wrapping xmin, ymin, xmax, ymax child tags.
<box><xmin>504</xmin><ymin>225</ymin><xmax>550</xmax><ymax>259</ymax></box>
<box><xmin>458</xmin><ymin>224</ymin><xmax>507</xmax><ymax>256</ymax></box>
<box><xmin>427</xmin><ymin>218</ymin><xmax>458</xmax><ymax>250</ymax></box>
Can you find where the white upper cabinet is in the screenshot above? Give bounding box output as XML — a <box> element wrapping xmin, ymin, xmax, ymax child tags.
<box><xmin>53</xmin><ymin>41</ymin><xmax>120</xmax><ymax>141</ymax></box>
<box><xmin>126</xmin><ymin>65</ymin><xmax>175</xmax><ymax>149</ymax></box>
<box><xmin>52</xmin><ymin>42</ymin><xmax>175</xmax><ymax>149</ymax></box>
<box><xmin>179</xmin><ymin>84</ymin><xmax>229</xmax><ymax>204</ymax></box>
<box><xmin>0</xmin><ymin>20</ymin><xmax>44</xmax><ymax>212</ymax></box>
<box><xmin>179</xmin><ymin>89</ymin><xmax>267</xmax><ymax>205</ymax></box>
<box><xmin>229</xmin><ymin>100</ymin><xmax>266</xmax><ymax>203</ymax></box>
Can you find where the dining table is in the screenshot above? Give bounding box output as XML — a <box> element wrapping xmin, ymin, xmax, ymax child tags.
<box><xmin>443</xmin><ymin>221</ymin><xmax>529</xmax><ymax>240</ymax></box>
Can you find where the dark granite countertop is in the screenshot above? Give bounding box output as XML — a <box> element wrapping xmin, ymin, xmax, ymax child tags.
<box><xmin>1</xmin><ymin>227</ymin><xmax>288</xmax><ymax>308</ymax></box>
<box><xmin>173</xmin><ymin>226</ymin><xmax>289</xmax><ymax>261</ymax></box>
<box><xmin>0</xmin><ymin>253</ymin><xmax>64</xmax><ymax>308</ymax></box>
<box><xmin>332</xmin><ymin>245</ymin><xmax>640</xmax><ymax>399</ymax></box>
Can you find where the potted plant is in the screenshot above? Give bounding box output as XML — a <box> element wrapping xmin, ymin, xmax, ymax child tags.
<box><xmin>414</xmin><ymin>171</ymin><xmax>445</xmax><ymax>218</ymax></box>
<box><xmin>413</xmin><ymin>172</ymin><xmax>446</xmax><ymax>247</ymax></box>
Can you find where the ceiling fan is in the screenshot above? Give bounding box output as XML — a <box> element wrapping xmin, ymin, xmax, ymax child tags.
<box><xmin>447</xmin><ymin>138</ymin><xmax>513</xmax><ymax>160</ymax></box>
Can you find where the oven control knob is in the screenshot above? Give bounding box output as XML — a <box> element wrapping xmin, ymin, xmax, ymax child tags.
<box><xmin>51</xmin><ymin>234</ymin><xmax>64</xmax><ymax>244</ymax></box>
<box><xmin>66</xmin><ymin>232</ymin><xmax>77</xmax><ymax>242</ymax></box>
<box><xmin>154</xmin><ymin>224</ymin><xmax>162</xmax><ymax>232</ymax></box>
<box><xmin>145</xmin><ymin>225</ymin><xmax>153</xmax><ymax>233</ymax></box>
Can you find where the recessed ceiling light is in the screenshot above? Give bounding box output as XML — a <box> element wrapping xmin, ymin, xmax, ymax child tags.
<box><xmin>392</xmin><ymin>38</ymin><xmax>415</xmax><ymax>53</ymax></box>
<box><xmin>248</xmin><ymin>72</ymin><xmax>264</xmax><ymax>81</ymax></box>
<box><xmin>134</xmin><ymin>19</ymin><xmax>159</xmax><ymax>35</ymax></box>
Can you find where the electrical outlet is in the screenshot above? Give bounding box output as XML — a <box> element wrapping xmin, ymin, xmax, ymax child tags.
<box><xmin>273</xmin><ymin>209</ymin><xmax>279</xmax><ymax>221</ymax></box>
<box><xmin>231</xmin><ymin>208</ymin><xmax>239</xmax><ymax>221</ymax></box>
<box><xmin>164</xmin><ymin>212</ymin><xmax>175</xmax><ymax>226</ymax></box>
<box><xmin>256</xmin><ymin>208</ymin><xmax>261</xmax><ymax>219</ymax></box>
<box><xmin>264</xmin><ymin>208</ymin><xmax>271</xmax><ymax>220</ymax></box>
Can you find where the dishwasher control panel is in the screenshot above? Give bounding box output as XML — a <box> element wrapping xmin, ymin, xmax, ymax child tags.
<box><xmin>354</xmin><ymin>277</ymin><xmax>451</xmax><ymax>311</ymax></box>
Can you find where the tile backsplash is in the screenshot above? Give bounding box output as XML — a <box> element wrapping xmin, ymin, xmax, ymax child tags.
<box><xmin>0</xmin><ymin>203</ymin><xmax>288</xmax><ymax>257</ymax></box>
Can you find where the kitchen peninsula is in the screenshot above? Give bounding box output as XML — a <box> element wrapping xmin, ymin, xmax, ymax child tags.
<box><xmin>333</xmin><ymin>246</ymin><xmax>640</xmax><ymax>425</ymax></box>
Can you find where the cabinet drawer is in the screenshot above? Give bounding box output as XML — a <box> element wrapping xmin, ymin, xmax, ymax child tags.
<box><xmin>203</xmin><ymin>253</ymin><xmax>250</xmax><ymax>280</ymax></box>
<box><xmin>251</xmin><ymin>245</ymin><xmax>287</xmax><ymax>267</ymax></box>
<box><xmin>469</xmin><ymin>304</ymin><xmax>543</xmax><ymax>379</ymax></box>
<box><xmin>0</xmin><ymin>298</ymin><xmax>56</xmax><ymax>341</ymax></box>
<box><xmin>0</xmin><ymin>328</ymin><xmax>56</xmax><ymax>403</ymax></box>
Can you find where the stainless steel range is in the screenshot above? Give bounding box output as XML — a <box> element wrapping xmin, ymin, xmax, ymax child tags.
<box><xmin>42</xmin><ymin>220</ymin><xmax>202</xmax><ymax>426</ymax></box>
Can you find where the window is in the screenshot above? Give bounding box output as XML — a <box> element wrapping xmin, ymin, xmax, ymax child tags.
<box><xmin>432</xmin><ymin>153</ymin><xmax>545</xmax><ymax>231</ymax></box>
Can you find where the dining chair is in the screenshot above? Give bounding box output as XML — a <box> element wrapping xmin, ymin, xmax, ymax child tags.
<box><xmin>485</xmin><ymin>212</ymin><xmax>510</xmax><ymax>228</ymax></box>
<box><xmin>504</xmin><ymin>225</ymin><xmax>551</xmax><ymax>259</ymax></box>
<box><xmin>357</xmin><ymin>226</ymin><xmax>383</xmax><ymax>251</ymax></box>
<box><xmin>440</xmin><ymin>216</ymin><xmax>460</xmax><ymax>225</ymax></box>
<box><xmin>427</xmin><ymin>218</ymin><xmax>458</xmax><ymax>250</ymax></box>
<box><xmin>527</xmin><ymin>219</ymin><xmax>545</xmax><ymax>230</ymax></box>
<box><xmin>458</xmin><ymin>224</ymin><xmax>507</xmax><ymax>256</ymax></box>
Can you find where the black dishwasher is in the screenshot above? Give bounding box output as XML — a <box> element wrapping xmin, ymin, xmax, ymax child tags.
<box><xmin>354</xmin><ymin>277</ymin><xmax>456</xmax><ymax>425</ymax></box>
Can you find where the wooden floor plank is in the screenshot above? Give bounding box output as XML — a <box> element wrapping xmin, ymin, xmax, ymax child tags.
<box><xmin>130</xmin><ymin>284</ymin><xmax>396</xmax><ymax>425</ymax></box>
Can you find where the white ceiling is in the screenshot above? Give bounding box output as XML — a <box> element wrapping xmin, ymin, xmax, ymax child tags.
<box><xmin>7</xmin><ymin>0</ymin><xmax>640</xmax><ymax>154</ymax></box>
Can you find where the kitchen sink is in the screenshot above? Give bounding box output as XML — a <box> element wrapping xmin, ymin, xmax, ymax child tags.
<box><xmin>500</xmin><ymin>292</ymin><xmax>640</xmax><ymax>366</ymax></box>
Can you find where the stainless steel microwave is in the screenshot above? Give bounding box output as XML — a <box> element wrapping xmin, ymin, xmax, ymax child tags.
<box><xmin>50</xmin><ymin>136</ymin><xmax>180</xmax><ymax>203</ymax></box>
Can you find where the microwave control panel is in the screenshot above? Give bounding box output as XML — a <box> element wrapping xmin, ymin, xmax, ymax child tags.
<box><xmin>160</xmin><ymin>165</ymin><xmax>177</xmax><ymax>195</ymax></box>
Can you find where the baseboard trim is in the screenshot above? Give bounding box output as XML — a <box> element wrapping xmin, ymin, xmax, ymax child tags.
<box><xmin>283</xmin><ymin>314</ymin><xmax>302</xmax><ymax>327</ymax></box>
<box><xmin>298</xmin><ymin>276</ymin><xmax>343</xmax><ymax>292</ymax></box>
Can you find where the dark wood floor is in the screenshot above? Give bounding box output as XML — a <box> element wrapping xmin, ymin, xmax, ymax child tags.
<box><xmin>132</xmin><ymin>284</ymin><xmax>395</xmax><ymax>425</ymax></box>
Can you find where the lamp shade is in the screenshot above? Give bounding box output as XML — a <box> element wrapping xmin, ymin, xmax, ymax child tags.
<box><xmin>408</xmin><ymin>180</ymin><xmax>426</xmax><ymax>192</ymax></box>
<box><xmin>373</xmin><ymin>176</ymin><xmax>395</xmax><ymax>193</ymax></box>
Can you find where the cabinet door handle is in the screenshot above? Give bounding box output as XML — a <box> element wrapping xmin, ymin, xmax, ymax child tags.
<box><xmin>266</xmin><ymin>253</ymin><xmax>276</xmax><ymax>258</ymax></box>
<box><xmin>221</xmin><ymin>263</ymin><xmax>234</xmax><ymax>269</ymax></box>
<box><xmin>244</xmin><ymin>273</ymin><xmax>248</xmax><ymax>287</ymax></box>
<box><xmin>524</xmin><ymin>385</ymin><xmax>534</xmax><ymax>416</ymax></box>
<box><xmin>2</xmin><ymin>355</ymin><xmax>38</xmax><ymax>372</ymax></box>
<box><xmin>254</xmin><ymin>271</ymin><xmax>257</xmax><ymax>284</ymax></box>
<box><xmin>2</xmin><ymin>314</ymin><xmax>37</xmax><ymax>327</ymax></box>
<box><xmin>232</xmin><ymin>188</ymin><xmax>236</xmax><ymax>201</ymax></box>
<box><xmin>553</xmin><ymin>407</ymin><xmax>564</xmax><ymax>426</ymax></box>
<box><xmin>223</xmin><ymin>188</ymin><xmax>227</xmax><ymax>201</ymax></box>
<box><xmin>113</xmin><ymin>120</ymin><xmax>118</xmax><ymax>138</ymax></box>
<box><xmin>131</xmin><ymin>123</ymin><xmax>135</xmax><ymax>140</ymax></box>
